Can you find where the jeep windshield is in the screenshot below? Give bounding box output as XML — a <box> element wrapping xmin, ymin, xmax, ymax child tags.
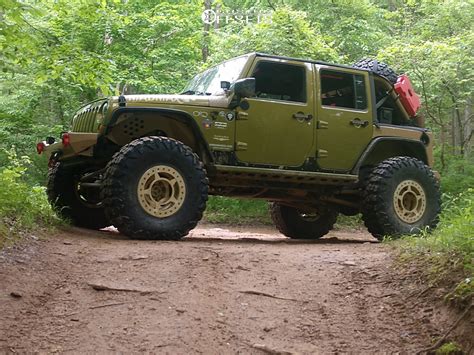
<box><xmin>181</xmin><ymin>55</ymin><xmax>249</xmax><ymax>96</ymax></box>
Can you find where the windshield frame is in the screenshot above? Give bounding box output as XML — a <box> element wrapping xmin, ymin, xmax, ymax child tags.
<box><xmin>181</xmin><ymin>54</ymin><xmax>250</xmax><ymax>96</ymax></box>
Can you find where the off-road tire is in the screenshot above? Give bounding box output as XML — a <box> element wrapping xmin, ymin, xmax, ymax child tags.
<box><xmin>47</xmin><ymin>163</ymin><xmax>109</xmax><ymax>229</ymax></box>
<box><xmin>353</xmin><ymin>58</ymin><xmax>398</xmax><ymax>84</ymax></box>
<box><xmin>101</xmin><ymin>136</ymin><xmax>208</xmax><ymax>240</ymax></box>
<box><xmin>362</xmin><ymin>157</ymin><xmax>440</xmax><ymax>240</ymax></box>
<box><xmin>270</xmin><ymin>203</ymin><xmax>338</xmax><ymax>239</ymax></box>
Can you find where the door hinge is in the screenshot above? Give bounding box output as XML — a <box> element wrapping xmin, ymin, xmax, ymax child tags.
<box><xmin>237</xmin><ymin>112</ymin><xmax>249</xmax><ymax>120</ymax></box>
<box><xmin>317</xmin><ymin>149</ymin><xmax>328</xmax><ymax>158</ymax></box>
<box><xmin>235</xmin><ymin>141</ymin><xmax>248</xmax><ymax>151</ymax></box>
<box><xmin>317</xmin><ymin>120</ymin><xmax>328</xmax><ymax>129</ymax></box>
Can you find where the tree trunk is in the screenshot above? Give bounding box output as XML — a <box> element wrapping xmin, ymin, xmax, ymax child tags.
<box><xmin>202</xmin><ymin>0</ymin><xmax>212</xmax><ymax>62</ymax></box>
<box><xmin>463</xmin><ymin>96</ymin><xmax>473</xmax><ymax>158</ymax></box>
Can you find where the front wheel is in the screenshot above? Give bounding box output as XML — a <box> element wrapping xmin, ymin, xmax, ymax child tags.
<box><xmin>270</xmin><ymin>203</ymin><xmax>338</xmax><ymax>239</ymax></box>
<box><xmin>101</xmin><ymin>136</ymin><xmax>208</xmax><ymax>240</ymax></box>
<box><xmin>361</xmin><ymin>157</ymin><xmax>440</xmax><ymax>240</ymax></box>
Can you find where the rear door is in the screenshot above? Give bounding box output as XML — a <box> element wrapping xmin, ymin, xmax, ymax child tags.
<box><xmin>315</xmin><ymin>65</ymin><xmax>373</xmax><ymax>171</ymax></box>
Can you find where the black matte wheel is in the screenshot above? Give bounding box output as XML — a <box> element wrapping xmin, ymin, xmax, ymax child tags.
<box><xmin>101</xmin><ymin>136</ymin><xmax>208</xmax><ymax>240</ymax></box>
<box><xmin>353</xmin><ymin>58</ymin><xmax>398</xmax><ymax>84</ymax></box>
<box><xmin>362</xmin><ymin>157</ymin><xmax>440</xmax><ymax>240</ymax></box>
<box><xmin>47</xmin><ymin>163</ymin><xmax>109</xmax><ymax>229</ymax></box>
<box><xmin>270</xmin><ymin>203</ymin><xmax>338</xmax><ymax>239</ymax></box>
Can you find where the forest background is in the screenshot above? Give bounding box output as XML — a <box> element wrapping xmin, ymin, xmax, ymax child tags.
<box><xmin>0</xmin><ymin>0</ymin><xmax>472</xmax><ymax>298</ymax></box>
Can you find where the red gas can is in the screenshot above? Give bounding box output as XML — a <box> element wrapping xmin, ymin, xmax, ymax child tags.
<box><xmin>394</xmin><ymin>74</ymin><xmax>421</xmax><ymax>117</ymax></box>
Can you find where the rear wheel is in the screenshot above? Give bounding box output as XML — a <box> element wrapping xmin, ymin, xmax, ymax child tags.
<box><xmin>361</xmin><ymin>157</ymin><xmax>440</xmax><ymax>239</ymax></box>
<box><xmin>270</xmin><ymin>203</ymin><xmax>337</xmax><ymax>239</ymax></box>
<box><xmin>47</xmin><ymin>163</ymin><xmax>109</xmax><ymax>229</ymax></box>
<box><xmin>101</xmin><ymin>136</ymin><xmax>208</xmax><ymax>240</ymax></box>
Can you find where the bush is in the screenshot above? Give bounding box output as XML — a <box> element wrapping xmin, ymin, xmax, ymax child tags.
<box><xmin>395</xmin><ymin>189</ymin><xmax>474</xmax><ymax>305</ymax></box>
<box><xmin>436</xmin><ymin>154</ymin><xmax>474</xmax><ymax>196</ymax></box>
<box><xmin>0</xmin><ymin>149</ymin><xmax>58</xmax><ymax>247</ymax></box>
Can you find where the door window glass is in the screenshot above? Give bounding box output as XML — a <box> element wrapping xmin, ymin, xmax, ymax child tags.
<box><xmin>320</xmin><ymin>70</ymin><xmax>367</xmax><ymax>110</ymax></box>
<box><xmin>252</xmin><ymin>61</ymin><xmax>306</xmax><ymax>103</ymax></box>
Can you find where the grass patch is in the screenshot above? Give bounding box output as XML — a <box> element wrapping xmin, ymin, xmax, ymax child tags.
<box><xmin>435</xmin><ymin>341</ymin><xmax>463</xmax><ymax>354</ymax></box>
<box><xmin>204</xmin><ymin>196</ymin><xmax>271</xmax><ymax>225</ymax></box>
<box><xmin>0</xmin><ymin>149</ymin><xmax>59</xmax><ymax>248</ymax></box>
<box><xmin>394</xmin><ymin>189</ymin><xmax>474</xmax><ymax>307</ymax></box>
<box><xmin>204</xmin><ymin>196</ymin><xmax>366</xmax><ymax>230</ymax></box>
<box><xmin>334</xmin><ymin>214</ymin><xmax>364</xmax><ymax>230</ymax></box>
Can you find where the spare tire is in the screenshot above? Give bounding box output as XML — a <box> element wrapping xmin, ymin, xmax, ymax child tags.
<box><xmin>353</xmin><ymin>58</ymin><xmax>398</xmax><ymax>84</ymax></box>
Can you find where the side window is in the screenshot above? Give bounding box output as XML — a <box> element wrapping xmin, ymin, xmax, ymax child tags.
<box><xmin>320</xmin><ymin>70</ymin><xmax>367</xmax><ymax>110</ymax></box>
<box><xmin>252</xmin><ymin>61</ymin><xmax>306</xmax><ymax>103</ymax></box>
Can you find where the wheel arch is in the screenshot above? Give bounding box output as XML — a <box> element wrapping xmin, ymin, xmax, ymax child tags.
<box><xmin>352</xmin><ymin>137</ymin><xmax>428</xmax><ymax>174</ymax></box>
<box><xmin>104</xmin><ymin>107</ymin><xmax>213</xmax><ymax>164</ymax></box>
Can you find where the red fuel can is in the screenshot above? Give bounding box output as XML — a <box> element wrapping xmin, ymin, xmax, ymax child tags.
<box><xmin>394</xmin><ymin>74</ymin><xmax>421</xmax><ymax>117</ymax></box>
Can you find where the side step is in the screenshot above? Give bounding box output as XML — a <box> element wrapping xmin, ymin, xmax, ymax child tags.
<box><xmin>212</xmin><ymin>164</ymin><xmax>358</xmax><ymax>187</ymax></box>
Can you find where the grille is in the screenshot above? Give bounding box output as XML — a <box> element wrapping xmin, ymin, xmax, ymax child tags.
<box><xmin>71</xmin><ymin>99</ymin><xmax>107</xmax><ymax>132</ymax></box>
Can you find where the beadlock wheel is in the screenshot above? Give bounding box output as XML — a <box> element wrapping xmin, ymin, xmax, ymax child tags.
<box><xmin>393</xmin><ymin>179</ymin><xmax>426</xmax><ymax>224</ymax></box>
<box><xmin>137</xmin><ymin>165</ymin><xmax>186</xmax><ymax>218</ymax></box>
<box><xmin>101</xmin><ymin>136</ymin><xmax>208</xmax><ymax>240</ymax></box>
<box><xmin>361</xmin><ymin>156</ymin><xmax>440</xmax><ymax>239</ymax></box>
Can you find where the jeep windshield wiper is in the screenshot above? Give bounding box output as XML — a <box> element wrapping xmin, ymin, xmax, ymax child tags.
<box><xmin>180</xmin><ymin>90</ymin><xmax>212</xmax><ymax>96</ymax></box>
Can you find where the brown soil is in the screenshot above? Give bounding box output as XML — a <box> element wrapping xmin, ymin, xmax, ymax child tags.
<box><xmin>0</xmin><ymin>224</ymin><xmax>466</xmax><ymax>353</ymax></box>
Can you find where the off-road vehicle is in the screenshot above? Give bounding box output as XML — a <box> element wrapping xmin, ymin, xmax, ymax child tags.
<box><xmin>37</xmin><ymin>53</ymin><xmax>440</xmax><ymax>240</ymax></box>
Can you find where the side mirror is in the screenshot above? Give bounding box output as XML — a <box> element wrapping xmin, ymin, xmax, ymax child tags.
<box><xmin>220</xmin><ymin>81</ymin><xmax>231</xmax><ymax>90</ymax></box>
<box><xmin>233</xmin><ymin>78</ymin><xmax>256</xmax><ymax>98</ymax></box>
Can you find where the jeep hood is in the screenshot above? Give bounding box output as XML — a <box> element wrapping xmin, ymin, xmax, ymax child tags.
<box><xmin>119</xmin><ymin>94</ymin><xmax>229</xmax><ymax>108</ymax></box>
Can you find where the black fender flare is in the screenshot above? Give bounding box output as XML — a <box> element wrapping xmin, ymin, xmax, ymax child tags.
<box><xmin>352</xmin><ymin>137</ymin><xmax>428</xmax><ymax>175</ymax></box>
<box><xmin>105</xmin><ymin>107</ymin><xmax>214</xmax><ymax>163</ymax></box>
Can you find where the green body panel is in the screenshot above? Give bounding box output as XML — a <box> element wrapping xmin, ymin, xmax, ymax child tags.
<box><xmin>235</xmin><ymin>98</ymin><xmax>315</xmax><ymax>166</ymax></box>
<box><xmin>315</xmin><ymin>65</ymin><xmax>374</xmax><ymax>170</ymax></box>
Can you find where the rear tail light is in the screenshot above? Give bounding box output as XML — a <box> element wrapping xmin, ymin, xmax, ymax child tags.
<box><xmin>36</xmin><ymin>142</ymin><xmax>45</xmax><ymax>154</ymax></box>
<box><xmin>62</xmin><ymin>133</ymin><xmax>71</xmax><ymax>147</ymax></box>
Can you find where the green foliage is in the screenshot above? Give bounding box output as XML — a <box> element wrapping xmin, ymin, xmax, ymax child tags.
<box><xmin>334</xmin><ymin>215</ymin><xmax>364</xmax><ymax>230</ymax></box>
<box><xmin>0</xmin><ymin>0</ymin><xmax>472</xmax><ymax>242</ymax></box>
<box><xmin>445</xmin><ymin>277</ymin><xmax>473</xmax><ymax>308</ymax></box>
<box><xmin>204</xmin><ymin>196</ymin><xmax>271</xmax><ymax>225</ymax></box>
<box><xmin>435</xmin><ymin>341</ymin><xmax>462</xmax><ymax>355</ymax></box>
<box><xmin>435</xmin><ymin>152</ymin><xmax>474</xmax><ymax>195</ymax></box>
<box><xmin>206</xmin><ymin>7</ymin><xmax>339</xmax><ymax>65</ymax></box>
<box><xmin>395</xmin><ymin>189</ymin><xmax>474</xmax><ymax>304</ymax></box>
<box><xmin>0</xmin><ymin>149</ymin><xmax>59</xmax><ymax>247</ymax></box>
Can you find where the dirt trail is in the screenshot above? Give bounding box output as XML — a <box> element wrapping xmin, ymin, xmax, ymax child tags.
<box><xmin>0</xmin><ymin>224</ymin><xmax>446</xmax><ymax>353</ymax></box>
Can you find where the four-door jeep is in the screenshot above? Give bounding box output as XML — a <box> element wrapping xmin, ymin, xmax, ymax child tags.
<box><xmin>37</xmin><ymin>53</ymin><xmax>440</xmax><ymax>240</ymax></box>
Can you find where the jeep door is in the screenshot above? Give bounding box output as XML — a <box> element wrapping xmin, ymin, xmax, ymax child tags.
<box><xmin>234</xmin><ymin>58</ymin><xmax>315</xmax><ymax>167</ymax></box>
<box><xmin>315</xmin><ymin>65</ymin><xmax>373</xmax><ymax>171</ymax></box>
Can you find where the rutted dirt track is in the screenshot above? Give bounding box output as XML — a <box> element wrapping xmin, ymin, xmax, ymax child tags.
<box><xmin>0</xmin><ymin>224</ymin><xmax>448</xmax><ymax>353</ymax></box>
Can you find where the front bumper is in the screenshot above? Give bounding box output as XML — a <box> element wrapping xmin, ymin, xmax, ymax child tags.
<box><xmin>37</xmin><ymin>133</ymin><xmax>99</xmax><ymax>161</ymax></box>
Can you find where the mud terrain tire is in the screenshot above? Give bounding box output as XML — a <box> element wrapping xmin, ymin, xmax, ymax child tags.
<box><xmin>101</xmin><ymin>136</ymin><xmax>208</xmax><ymax>240</ymax></box>
<box><xmin>353</xmin><ymin>58</ymin><xmax>398</xmax><ymax>84</ymax></box>
<box><xmin>270</xmin><ymin>203</ymin><xmax>337</xmax><ymax>239</ymax></box>
<box><xmin>362</xmin><ymin>157</ymin><xmax>440</xmax><ymax>240</ymax></box>
<box><xmin>47</xmin><ymin>163</ymin><xmax>109</xmax><ymax>229</ymax></box>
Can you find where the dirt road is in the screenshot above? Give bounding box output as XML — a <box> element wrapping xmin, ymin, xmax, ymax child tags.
<box><xmin>0</xmin><ymin>224</ymin><xmax>446</xmax><ymax>353</ymax></box>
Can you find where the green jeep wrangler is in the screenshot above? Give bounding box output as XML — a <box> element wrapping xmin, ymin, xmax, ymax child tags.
<box><xmin>37</xmin><ymin>53</ymin><xmax>440</xmax><ymax>240</ymax></box>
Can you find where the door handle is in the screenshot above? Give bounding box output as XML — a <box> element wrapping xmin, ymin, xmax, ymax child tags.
<box><xmin>350</xmin><ymin>118</ymin><xmax>369</xmax><ymax>128</ymax></box>
<box><xmin>293</xmin><ymin>112</ymin><xmax>313</xmax><ymax>122</ymax></box>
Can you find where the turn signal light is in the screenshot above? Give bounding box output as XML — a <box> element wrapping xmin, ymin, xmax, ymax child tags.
<box><xmin>36</xmin><ymin>142</ymin><xmax>45</xmax><ymax>154</ymax></box>
<box><xmin>62</xmin><ymin>133</ymin><xmax>71</xmax><ymax>147</ymax></box>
